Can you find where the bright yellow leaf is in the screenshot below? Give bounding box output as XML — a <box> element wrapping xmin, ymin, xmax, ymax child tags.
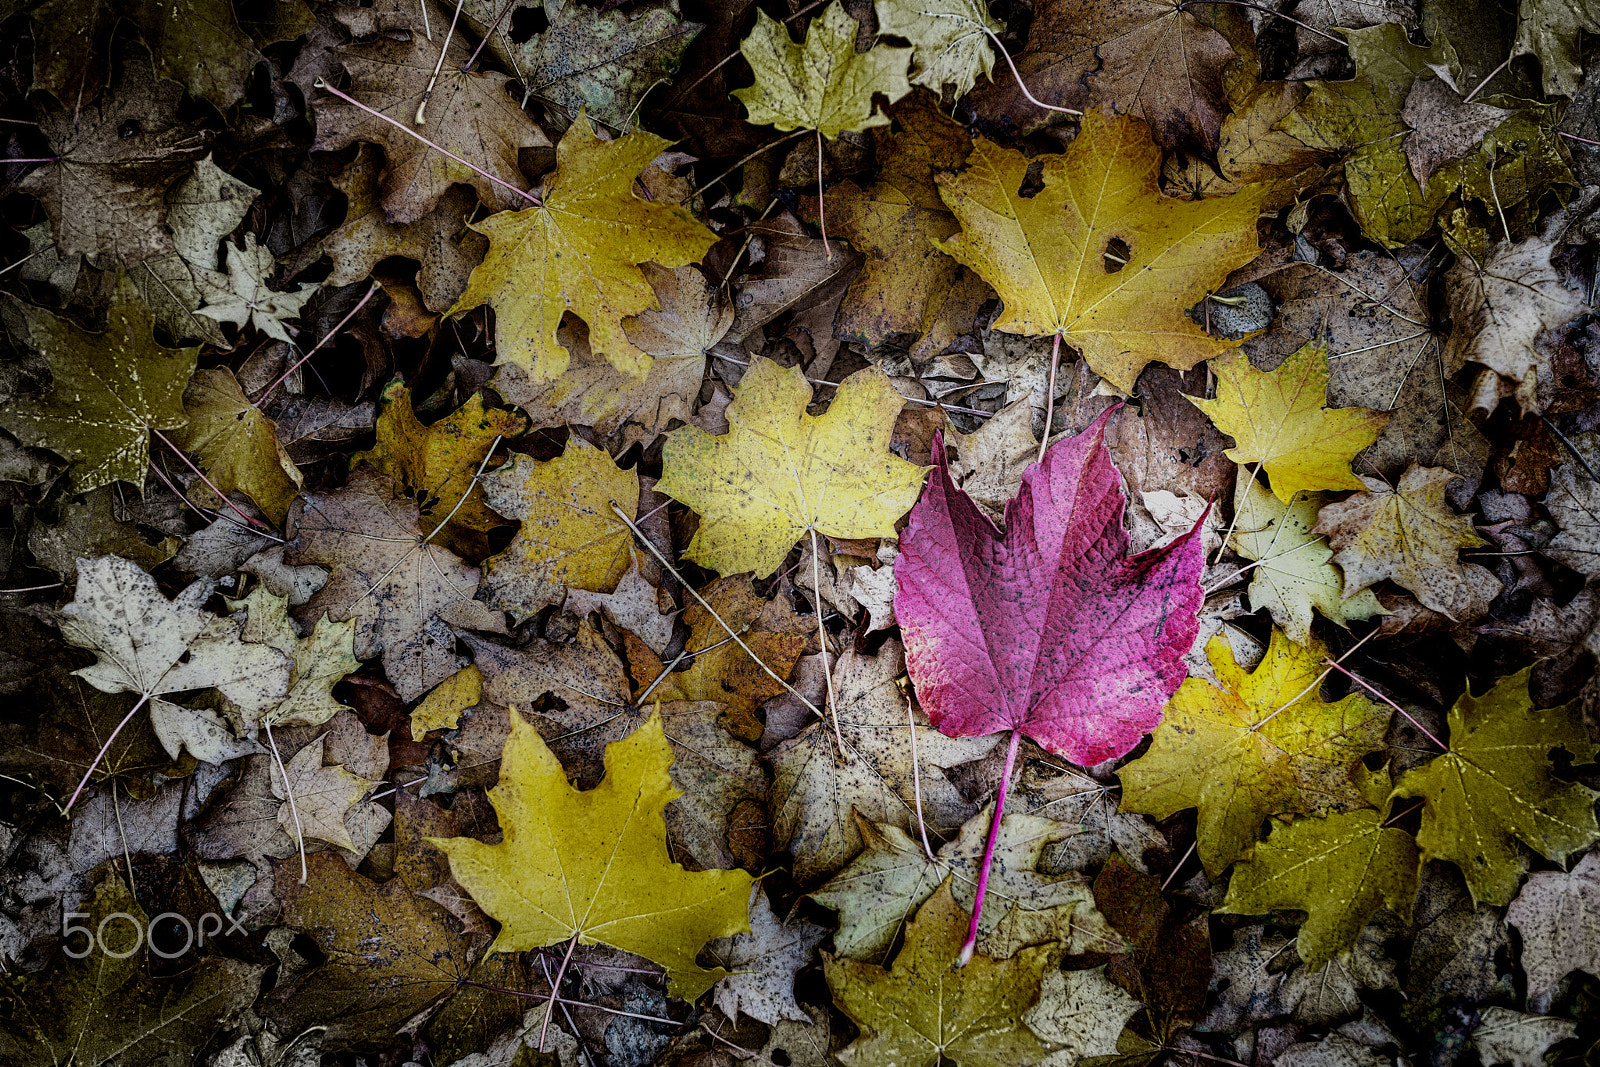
<box><xmin>351</xmin><ymin>378</ymin><xmax>527</xmax><ymax>553</ymax></box>
<box><xmin>733</xmin><ymin>4</ymin><xmax>911</xmax><ymax>141</ymax></box>
<box><xmin>654</xmin><ymin>357</ymin><xmax>927</xmax><ymax>578</ymax></box>
<box><xmin>449</xmin><ymin>115</ymin><xmax>718</xmax><ymax>381</ymax></box>
<box><xmin>1193</xmin><ymin>339</ymin><xmax>1386</xmax><ymax>503</ymax></box>
<box><xmin>933</xmin><ymin>111</ymin><xmax>1267</xmax><ymax>393</ymax></box>
<box><xmin>410</xmin><ymin>665</ymin><xmax>482</xmax><ymax>741</ymax></box>
<box><xmin>431</xmin><ymin>708</ymin><xmax>753</xmax><ymax>999</ymax></box>
<box><xmin>1119</xmin><ymin>630</ymin><xmax>1389</xmax><ymax>876</ymax></box>
<box><xmin>481</xmin><ymin>437</ymin><xmax>640</xmax><ymax>623</ymax></box>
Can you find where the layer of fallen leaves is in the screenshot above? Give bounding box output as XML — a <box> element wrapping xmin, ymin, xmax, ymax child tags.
<box><xmin>0</xmin><ymin>1</ymin><xmax>1598</xmax><ymax>1066</ymax></box>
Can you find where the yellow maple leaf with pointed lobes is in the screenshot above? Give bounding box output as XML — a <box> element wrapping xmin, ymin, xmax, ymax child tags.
<box><xmin>1192</xmin><ymin>339</ymin><xmax>1386</xmax><ymax>503</ymax></box>
<box><xmin>734</xmin><ymin>4</ymin><xmax>912</xmax><ymax>141</ymax></box>
<box><xmin>170</xmin><ymin>367</ymin><xmax>302</xmax><ymax>524</ymax></box>
<box><xmin>431</xmin><ymin>708</ymin><xmax>753</xmax><ymax>999</ymax></box>
<box><xmin>1119</xmin><ymin>630</ymin><xmax>1390</xmax><ymax>877</ymax></box>
<box><xmin>1391</xmin><ymin>667</ymin><xmax>1599</xmax><ymax>907</ymax></box>
<box><xmin>655</xmin><ymin>358</ymin><xmax>927</xmax><ymax>578</ymax></box>
<box><xmin>480</xmin><ymin>438</ymin><xmax>640</xmax><ymax>623</ymax></box>
<box><xmin>351</xmin><ymin>378</ymin><xmax>527</xmax><ymax>554</ymax></box>
<box><xmin>449</xmin><ymin>115</ymin><xmax>718</xmax><ymax>382</ymax></box>
<box><xmin>933</xmin><ymin>111</ymin><xmax>1267</xmax><ymax>394</ymax></box>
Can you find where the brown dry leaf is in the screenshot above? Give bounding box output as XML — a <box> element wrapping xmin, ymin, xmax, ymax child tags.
<box><xmin>827</xmin><ymin>94</ymin><xmax>971</xmax><ymax>347</ymax></box>
<box><xmin>313</xmin><ymin>26</ymin><xmax>550</xmax><ymax>223</ymax></box>
<box><xmin>271</xmin><ymin>734</ymin><xmax>381</xmax><ymax>852</ymax></box>
<box><xmin>265</xmin><ymin>851</ymin><xmax>474</xmax><ymax>1045</ymax></box>
<box><xmin>630</xmin><ymin>576</ymin><xmax>807</xmax><ymax>719</ymax></box>
<box><xmin>301</xmin><ymin>145</ymin><xmax>489</xmax><ymax>313</ymax></box>
<box><xmin>289</xmin><ymin>467</ymin><xmax>506</xmax><ymax>701</ymax></box>
<box><xmin>1314</xmin><ymin>465</ymin><xmax>1502</xmax><ymax>621</ymax></box>
<box><xmin>708</xmin><ymin>887</ymin><xmax>829</xmax><ymax>1025</ymax></box>
<box><xmin>565</xmin><ymin>553</ymin><xmax>677</xmax><ymax>656</ymax></box>
<box><xmin>20</xmin><ymin>66</ymin><xmax>204</xmax><ymax>266</ymax></box>
<box><xmin>492</xmin><ymin>264</ymin><xmax>729</xmax><ymax>451</ymax></box>
<box><xmin>1401</xmin><ymin>79</ymin><xmax>1514</xmax><ymax>187</ymax></box>
<box><xmin>966</xmin><ymin>0</ymin><xmax>1236</xmax><ymax>152</ymax></box>
<box><xmin>946</xmin><ymin>398</ymin><xmax>1048</xmax><ymax>521</ymax></box>
<box><xmin>1442</xmin><ymin>236</ymin><xmax>1589</xmax><ymax>414</ymax></box>
<box><xmin>1164</xmin><ymin>75</ymin><xmax>1323</xmax><ymax>209</ymax></box>
<box><xmin>770</xmin><ymin>642</ymin><xmax>999</xmax><ymax>884</ymax></box>
<box><xmin>480</xmin><ymin>438</ymin><xmax>640</xmax><ymax>623</ymax></box>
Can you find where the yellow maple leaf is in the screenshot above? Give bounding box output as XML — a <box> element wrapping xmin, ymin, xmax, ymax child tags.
<box><xmin>351</xmin><ymin>378</ymin><xmax>527</xmax><ymax>554</ymax></box>
<box><xmin>734</xmin><ymin>4</ymin><xmax>911</xmax><ymax>141</ymax></box>
<box><xmin>170</xmin><ymin>367</ymin><xmax>302</xmax><ymax>523</ymax></box>
<box><xmin>934</xmin><ymin>111</ymin><xmax>1267</xmax><ymax>393</ymax></box>
<box><xmin>480</xmin><ymin>437</ymin><xmax>640</xmax><ymax>623</ymax></box>
<box><xmin>1193</xmin><ymin>339</ymin><xmax>1387</xmax><ymax>502</ymax></box>
<box><xmin>449</xmin><ymin>115</ymin><xmax>718</xmax><ymax>381</ymax></box>
<box><xmin>654</xmin><ymin>357</ymin><xmax>927</xmax><ymax>578</ymax></box>
<box><xmin>1119</xmin><ymin>630</ymin><xmax>1389</xmax><ymax>876</ymax></box>
<box><xmin>431</xmin><ymin>708</ymin><xmax>753</xmax><ymax>999</ymax></box>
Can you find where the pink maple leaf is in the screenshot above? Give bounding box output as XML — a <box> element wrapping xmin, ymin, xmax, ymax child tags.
<box><xmin>895</xmin><ymin>407</ymin><xmax>1205</xmax><ymax>961</ymax></box>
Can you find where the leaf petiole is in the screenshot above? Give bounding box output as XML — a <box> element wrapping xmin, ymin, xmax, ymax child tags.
<box><xmin>957</xmin><ymin>727</ymin><xmax>1021</xmax><ymax>967</ymax></box>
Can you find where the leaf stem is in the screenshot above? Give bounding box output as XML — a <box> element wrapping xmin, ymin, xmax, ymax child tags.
<box><xmin>816</xmin><ymin>129</ymin><xmax>831</xmax><ymax>259</ymax></box>
<box><xmin>314</xmin><ymin>80</ymin><xmax>543</xmax><ymax>207</ymax></box>
<box><xmin>151</xmin><ymin>426</ymin><xmax>273</xmax><ymax>531</ymax></box>
<box><xmin>977</xmin><ymin>26</ymin><xmax>1082</xmax><ymax>116</ymax></box>
<box><xmin>908</xmin><ymin>696</ymin><xmax>936</xmax><ymax>862</ymax></box>
<box><xmin>1321</xmin><ymin>657</ymin><xmax>1450</xmax><ymax>752</ymax></box>
<box><xmin>266</xmin><ymin>721</ymin><xmax>309</xmax><ymax>884</ymax></box>
<box><xmin>1037</xmin><ymin>332</ymin><xmax>1063</xmax><ymax>468</ymax></box>
<box><xmin>62</xmin><ymin>693</ymin><xmax>150</xmax><ymax>816</ymax></box>
<box><xmin>540</xmin><ymin>932</ymin><xmax>582</xmax><ymax>1052</ymax></box>
<box><xmin>808</xmin><ymin>528</ymin><xmax>846</xmax><ymax>751</ymax></box>
<box><xmin>611</xmin><ymin>502</ymin><xmax>827</xmax><ymax>723</ymax></box>
<box><xmin>258</xmin><ymin>281</ymin><xmax>382</xmax><ymax>407</ymax></box>
<box><xmin>416</xmin><ymin>0</ymin><xmax>467</xmax><ymax>124</ymax></box>
<box><xmin>958</xmin><ymin>727</ymin><xmax>1021</xmax><ymax>967</ymax></box>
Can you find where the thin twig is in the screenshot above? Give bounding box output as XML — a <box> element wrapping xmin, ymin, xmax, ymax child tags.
<box><xmin>1037</xmin><ymin>332</ymin><xmax>1062</xmax><ymax>468</ymax></box>
<box><xmin>816</xmin><ymin>129</ymin><xmax>831</xmax><ymax>259</ymax></box>
<box><xmin>687</xmin><ymin>129</ymin><xmax>807</xmax><ymax>200</ymax></box>
<box><xmin>151</xmin><ymin>427</ymin><xmax>272</xmax><ymax>531</ymax></box>
<box><xmin>415</xmin><ymin>0</ymin><xmax>468</xmax><ymax>124</ymax></box>
<box><xmin>266</xmin><ymin>722</ymin><xmax>309</xmax><ymax>884</ymax></box>
<box><xmin>316</xmin><ymin>80</ymin><xmax>542</xmax><ymax>207</ymax></box>
<box><xmin>1161</xmin><ymin>838</ymin><xmax>1198</xmax><ymax>891</ymax></box>
<box><xmin>908</xmin><ymin>697</ymin><xmax>936</xmax><ymax>862</ymax></box>
<box><xmin>460</xmin><ymin>0</ymin><xmax>515</xmax><ymax>72</ymax></box>
<box><xmin>540</xmin><ymin>933</ymin><xmax>581</xmax><ymax>1052</ymax></box>
<box><xmin>258</xmin><ymin>282</ymin><xmax>381</xmax><ymax>406</ymax></box>
<box><xmin>1462</xmin><ymin>54</ymin><xmax>1515</xmax><ymax>103</ymax></box>
<box><xmin>1321</xmin><ymin>658</ymin><xmax>1450</xmax><ymax>752</ymax></box>
<box><xmin>611</xmin><ymin>503</ymin><xmax>828</xmax><ymax>723</ymax></box>
<box><xmin>808</xmin><ymin>529</ymin><xmax>845</xmax><ymax>749</ymax></box>
<box><xmin>63</xmin><ymin>693</ymin><xmax>150</xmax><ymax>815</ymax></box>
<box><xmin>978</xmin><ymin>26</ymin><xmax>1082</xmax><ymax>115</ymax></box>
<box><xmin>1180</xmin><ymin>0</ymin><xmax>1345</xmax><ymax>44</ymax></box>
<box><xmin>709</xmin><ymin>352</ymin><xmax>997</xmax><ymax>418</ymax></box>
